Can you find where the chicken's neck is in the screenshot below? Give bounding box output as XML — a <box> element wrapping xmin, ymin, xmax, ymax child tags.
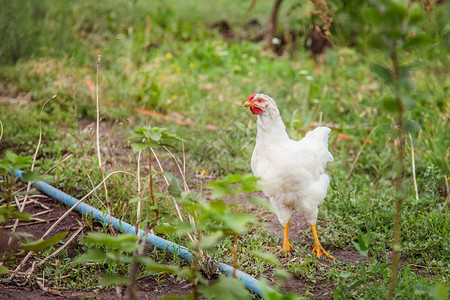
<box><xmin>256</xmin><ymin>108</ymin><xmax>289</xmax><ymax>143</ymax></box>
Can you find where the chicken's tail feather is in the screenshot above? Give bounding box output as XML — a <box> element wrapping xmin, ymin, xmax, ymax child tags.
<box><xmin>303</xmin><ymin>126</ymin><xmax>333</xmax><ymax>167</ymax></box>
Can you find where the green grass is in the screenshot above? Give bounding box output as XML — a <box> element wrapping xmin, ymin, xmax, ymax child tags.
<box><xmin>0</xmin><ymin>0</ymin><xmax>449</xmax><ymax>299</ymax></box>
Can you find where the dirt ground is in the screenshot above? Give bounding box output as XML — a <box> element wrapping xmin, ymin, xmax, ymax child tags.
<box><xmin>1</xmin><ymin>194</ymin><xmax>194</xmax><ymax>299</ymax></box>
<box><xmin>1</xmin><ymin>186</ymin><xmax>365</xmax><ymax>299</ymax></box>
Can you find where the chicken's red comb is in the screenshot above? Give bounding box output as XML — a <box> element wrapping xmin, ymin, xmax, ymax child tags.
<box><xmin>247</xmin><ymin>94</ymin><xmax>257</xmax><ymax>101</ymax></box>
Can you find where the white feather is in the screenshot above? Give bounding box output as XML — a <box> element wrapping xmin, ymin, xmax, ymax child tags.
<box><xmin>249</xmin><ymin>94</ymin><xmax>333</xmax><ymax>227</ymax></box>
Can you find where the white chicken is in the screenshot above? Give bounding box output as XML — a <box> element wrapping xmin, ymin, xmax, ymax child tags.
<box><xmin>244</xmin><ymin>93</ymin><xmax>334</xmax><ymax>259</ymax></box>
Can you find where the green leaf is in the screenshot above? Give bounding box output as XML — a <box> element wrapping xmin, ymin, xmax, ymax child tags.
<box><xmin>403</xmin><ymin>35</ymin><xmax>432</xmax><ymax>50</ymax></box>
<box><xmin>198</xmin><ymin>231</ymin><xmax>224</xmax><ymax>250</ymax></box>
<box><xmin>362</xmin><ymin>8</ymin><xmax>382</xmax><ymax>26</ymax></box>
<box><xmin>250</xmin><ymin>250</ymin><xmax>280</xmax><ymax>266</ymax></box>
<box><xmin>199</xmin><ymin>275</ymin><xmax>251</xmax><ymax>300</ymax></box>
<box><xmin>432</xmin><ymin>283</ymin><xmax>448</xmax><ymax>300</ymax></box>
<box><xmin>21</xmin><ymin>231</ymin><xmax>68</xmax><ymax>252</ymax></box>
<box><xmin>408</xmin><ymin>3</ymin><xmax>425</xmax><ymax>26</ymax></box>
<box><xmin>352</xmin><ymin>229</ymin><xmax>372</xmax><ymax>257</ymax></box>
<box><xmin>403</xmin><ymin>120</ymin><xmax>421</xmax><ymax>134</ymax></box>
<box><xmin>7</xmin><ymin>231</ymin><xmax>34</xmax><ymax>239</ymax></box>
<box><xmin>129</xmin><ymin>126</ymin><xmax>185</xmax><ymax>151</ymax></box>
<box><xmin>274</xmin><ymin>268</ymin><xmax>291</xmax><ymax>282</ymax></box>
<box><xmin>381</xmin><ymin>95</ymin><xmax>399</xmax><ymax>112</ymax></box>
<box><xmin>222</xmin><ymin>214</ymin><xmax>257</xmax><ymax>233</ymax></box>
<box><xmin>21</xmin><ymin>170</ymin><xmax>39</xmax><ymax>182</ymax></box>
<box><xmin>180</xmin><ymin>191</ymin><xmax>205</xmax><ymax>204</ymax></box>
<box><xmin>73</xmin><ymin>248</ymin><xmax>108</xmax><ymax>264</ymax></box>
<box><xmin>83</xmin><ymin>232</ymin><xmax>139</xmax><ymax>249</ymax></box>
<box><xmin>0</xmin><ymin>265</ymin><xmax>9</xmax><ymax>275</ymax></box>
<box><xmin>175</xmin><ymin>220</ymin><xmax>193</xmax><ymax>236</ymax></box>
<box><xmin>165</xmin><ymin>173</ymin><xmax>183</xmax><ymax>198</ymax></box>
<box><xmin>367</xmin><ymin>34</ymin><xmax>391</xmax><ymax>53</ymax></box>
<box><xmin>162</xmin><ymin>296</ymin><xmax>185</xmax><ymax>300</ymax></box>
<box><xmin>131</xmin><ymin>141</ymin><xmax>152</xmax><ymax>152</ymax></box>
<box><xmin>207</xmin><ymin>181</ymin><xmax>231</xmax><ymax>198</ymax></box>
<box><xmin>148</xmin><ymin>129</ymin><xmax>162</xmax><ymax>142</ymax></box>
<box><xmin>119</xmin><ymin>242</ymin><xmax>140</xmax><ymax>253</ymax></box>
<box><xmin>0</xmin><ymin>151</ymin><xmax>33</xmax><ymax>174</ymax></box>
<box><xmin>10</xmin><ymin>210</ymin><xmax>32</xmax><ymax>221</ymax></box>
<box><xmin>385</xmin><ymin>0</ymin><xmax>408</xmax><ymax>22</ymax></box>
<box><xmin>146</xmin><ymin>263</ymin><xmax>181</xmax><ymax>274</ymax></box>
<box><xmin>83</xmin><ymin>232</ymin><xmax>139</xmax><ymax>253</ymax></box>
<box><xmin>5</xmin><ymin>151</ymin><xmax>17</xmax><ymax>163</ymax></box>
<box><xmin>0</xmin><ymin>206</ymin><xmax>32</xmax><ymax>222</ymax></box>
<box><xmin>113</xmin><ymin>233</ymin><xmax>140</xmax><ymax>244</ymax></box>
<box><xmin>98</xmin><ymin>273</ymin><xmax>130</xmax><ymax>286</ymax></box>
<box><xmin>155</xmin><ymin>223</ymin><xmax>177</xmax><ymax>235</ymax></box>
<box><xmin>129</xmin><ymin>196</ymin><xmax>149</xmax><ymax>204</ymax></box>
<box><xmin>247</xmin><ymin>195</ymin><xmax>274</xmax><ymax>212</ymax></box>
<box><xmin>371</xmin><ymin>63</ymin><xmax>393</xmax><ymax>84</ymax></box>
<box><xmin>205</xmin><ymin>200</ymin><xmax>227</xmax><ymax>215</ymax></box>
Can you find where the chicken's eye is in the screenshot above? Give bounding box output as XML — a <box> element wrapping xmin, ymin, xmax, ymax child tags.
<box><xmin>257</xmin><ymin>99</ymin><xmax>263</xmax><ymax>103</ymax></box>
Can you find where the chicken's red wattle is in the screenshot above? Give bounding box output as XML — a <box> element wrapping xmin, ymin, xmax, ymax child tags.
<box><xmin>250</xmin><ymin>106</ymin><xmax>263</xmax><ymax>115</ymax></box>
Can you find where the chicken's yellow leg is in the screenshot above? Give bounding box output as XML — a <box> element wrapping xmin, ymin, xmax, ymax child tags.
<box><xmin>283</xmin><ymin>220</ymin><xmax>293</xmax><ymax>251</ymax></box>
<box><xmin>311</xmin><ymin>225</ymin><xmax>333</xmax><ymax>259</ymax></box>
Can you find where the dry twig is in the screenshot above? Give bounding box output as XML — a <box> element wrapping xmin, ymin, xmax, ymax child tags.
<box><xmin>0</xmin><ymin>119</ymin><xmax>3</xmax><ymax>143</ymax></box>
<box><xmin>409</xmin><ymin>133</ymin><xmax>419</xmax><ymax>201</ymax></box>
<box><xmin>95</xmin><ymin>54</ymin><xmax>114</xmax><ymax>235</ymax></box>
<box><xmin>347</xmin><ymin>126</ymin><xmax>378</xmax><ymax>180</ymax></box>
<box><xmin>35</xmin><ymin>225</ymin><xmax>85</xmax><ymax>268</ymax></box>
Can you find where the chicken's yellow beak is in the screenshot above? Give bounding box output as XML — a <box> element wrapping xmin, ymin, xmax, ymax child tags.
<box><xmin>243</xmin><ymin>101</ymin><xmax>254</xmax><ymax>107</ymax></box>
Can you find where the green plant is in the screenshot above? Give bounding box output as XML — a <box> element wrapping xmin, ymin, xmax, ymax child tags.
<box><xmin>75</xmin><ymin>172</ymin><xmax>264</xmax><ymax>299</ymax></box>
<box><xmin>363</xmin><ymin>1</ymin><xmax>433</xmax><ymax>298</ymax></box>
<box><xmin>352</xmin><ymin>229</ymin><xmax>372</xmax><ymax>257</ymax></box>
<box><xmin>127</xmin><ymin>126</ymin><xmax>185</xmax><ymax>298</ymax></box>
<box><xmin>0</xmin><ymin>151</ymin><xmax>68</xmax><ymax>274</ymax></box>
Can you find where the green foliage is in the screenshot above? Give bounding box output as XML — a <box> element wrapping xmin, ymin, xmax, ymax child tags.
<box><xmin>0</xmin><ymin>206</ymin><xmax>31</xmax><ymax>224</ymax></box>
<box><xmin>351</xmin><ymin>229</ymin><xmax>372</xmax><ymax>257</ymax></box>
<box><xmin>21</xmin><ymin>232</ymin><xmax>68</xmax><ymax>252</ymax></box>
<box><xmin>0</xmin><ymin>265</ymin><xmax>9</xmax><ymax>275</ymax></box>
<box><xmin>82</xmin><ymin>232</ymin><xmax>139</xmax><ymax>253</ymax></box>
<box><xmin>200</xmin><ymin>276</ymin><xmax>251</xmax><ymax>300</ymax></box>
<box><xmin>250</xmin><ymin>250</ymin><xmax>281</xmax><ymax>267</ymax></box>
<box><xmin>74</xmin><ymin>232</ymin><xmax>149</xmax><ymax>286</ymax></box>
<box><xmin>206</xmin><ymin>173</ymin><xmax>261</xmax><ymax>198</ymax></box>
<box><xmin>0</xmin><ymin>0</ymin><xmax>85</xmax><ymax>64</ymax></box>
<box><xmin>0</xmin><ymin>151</ymin><xmax>35</xmax><ymax>177</ymax></box>
<box><xmin>98</xmin><ymin>273</ymin><xmax>130</xmax><ymax>286</ymax></box>
<box><xmin>129</xmin><ymin>126</ymin><xmax>185</xmax><ymax>152</ymax></box>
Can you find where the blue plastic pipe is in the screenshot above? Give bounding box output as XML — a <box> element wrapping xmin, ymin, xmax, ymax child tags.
<box><xmin>15</xmin><ymin>170</ymin><xmax>273</xmax><ymax>297</ymax></box>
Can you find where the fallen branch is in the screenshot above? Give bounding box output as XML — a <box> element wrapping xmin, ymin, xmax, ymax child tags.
<box><xmin>4</xmin><ymin>217</ymin><xmax>60</xmax><ymax>228</ymax></box>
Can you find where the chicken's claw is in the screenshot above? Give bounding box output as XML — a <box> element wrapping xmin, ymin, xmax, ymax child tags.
<box><xmin>311</xmin><ymin>225</ymin><xmax>334</xmax><ymax>259</ymax></box>
<box><xmin>312</xmin><ymin>241</ymin><xmax>334</xmax><ymax>259</ymax></box>
<box><xmin>283</xmin><ymin>239</ymin><xmax>293</xmax><ymax>252</ymax></box>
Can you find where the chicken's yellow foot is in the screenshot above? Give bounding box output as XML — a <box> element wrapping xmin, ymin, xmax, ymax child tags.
<box><xmin>283</xmin><ymin>220</ymin><xmax>293</xmax><ymax>251</ymax></box>
<box><xmin>311</xmin><ymin>225</ymin><xmax>333</xmax><ymax>259</ymax></box>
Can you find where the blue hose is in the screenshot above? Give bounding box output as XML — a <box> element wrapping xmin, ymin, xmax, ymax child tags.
<box><xmin>15</xmin><ymin>170</ymin><xmax>273</xmax><ymax>297</ymax></box>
